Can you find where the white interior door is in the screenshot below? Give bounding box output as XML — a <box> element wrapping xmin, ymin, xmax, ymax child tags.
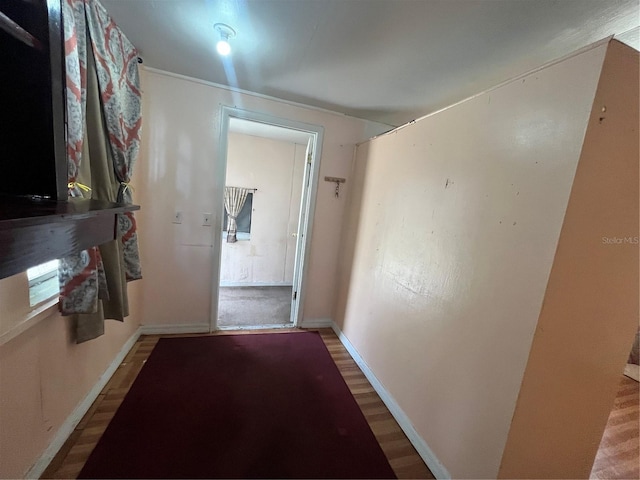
<box><xmin>290</xmin><ymin>136</ymin><xmax>313</xmax><ymax>325</ymax></box>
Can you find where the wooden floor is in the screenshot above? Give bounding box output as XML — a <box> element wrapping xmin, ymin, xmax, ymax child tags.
<box><xmin>590</xmin><ymin>374</ymin><xmax>639</xmax><ymax>480</ymax></box>
<box><xmin>41</xmin><ymin>328</ymin><xmax>434</xmax><ymax>479</ymax></box>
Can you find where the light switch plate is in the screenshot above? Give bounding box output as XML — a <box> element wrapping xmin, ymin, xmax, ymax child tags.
<box><xmin>173</xmin><ymin>211</ymin><xmax>183</xmax><ymax>224</ymax></box>
<box><xmin>202</xmin><ymin>213</ymin><xmax>212</xmax><ymax>226</ymax></box>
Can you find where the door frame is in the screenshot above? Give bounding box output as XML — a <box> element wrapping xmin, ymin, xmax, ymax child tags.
<box><xmin>210</xmin><ymin>106</ymin><xmax>324</xmax><ymax>331</ymax></box>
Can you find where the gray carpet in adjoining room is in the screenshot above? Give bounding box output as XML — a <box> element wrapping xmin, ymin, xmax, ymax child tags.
<box><xmin>218</xmin><ymin>286</ymin><xmax>293</xmax><ymax>327</ymax></box>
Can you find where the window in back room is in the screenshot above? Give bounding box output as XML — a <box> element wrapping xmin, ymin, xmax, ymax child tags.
<box><xmin>223</xmin><ymin>192</ymin><xmax>252</xmax><ymax>240</ymax></box>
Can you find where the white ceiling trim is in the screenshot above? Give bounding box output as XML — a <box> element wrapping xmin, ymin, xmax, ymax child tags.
<box><xmin>141</xmin><ymin>66</ymin><xmax>393</xmax><ymax>127</ymax></box>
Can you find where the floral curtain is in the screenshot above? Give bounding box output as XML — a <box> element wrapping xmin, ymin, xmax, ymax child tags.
<box><xmin>224</xmin><ymin>187</ymin><xmax>250</xmax><ymax>243</ymax></box>
<box><xmin>59</xmin><ymin>0</ymin><xmax>104</xmax><ymax>315</ymax></box>
<box><xmin>59</xmin><ymin>0</ymin><xmax>142</xmax><ymax>336</ymax></box>
<box><xmin>85</xmin><ymin>0</ymin><xmax>142</xmax><ymax>281</ymax></box>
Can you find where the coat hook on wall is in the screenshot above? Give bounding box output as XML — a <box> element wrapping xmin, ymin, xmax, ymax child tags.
<box><xmin>325</xmin><ymin>176</ymin><xmax>346</xmax><ymax>198</ymax></box>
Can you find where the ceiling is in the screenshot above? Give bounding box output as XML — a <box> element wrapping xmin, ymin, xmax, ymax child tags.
<box><xmin>101</xmin><ymin>0</ymin><xmax>639</xmax><ymax>127</ymax></box>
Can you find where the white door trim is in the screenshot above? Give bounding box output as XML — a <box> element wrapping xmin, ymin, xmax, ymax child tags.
<box><xmin>210</xmin><ymin>107</ymin><xmax>324</xmax><ymax>331</ymax></box>
<box><xmin>289</xmin><ymin>136</ymin><xmax>312</xmax><ymax>325</ymax></box>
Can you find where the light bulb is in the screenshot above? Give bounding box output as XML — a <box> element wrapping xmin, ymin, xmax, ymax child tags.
<box><xmin>217</xmin><ymin>39</ymin><xmax>231</xmax><ymax>56</ymax></box>
<box><xmin>214</xmin><ymin>23</ymin><xmax>235</xmax><ymax>57</ymax></box>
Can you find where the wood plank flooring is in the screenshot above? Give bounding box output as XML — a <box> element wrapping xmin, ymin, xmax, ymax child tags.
<box><xmin>41</xmin><ymin>328</ymin><xmax>434</xmax><ymax>479</ymax></box>
<box><xmin>590</xmin><ymin>375</ymin><xmax>639</xmax><ymax>480</ymax></box>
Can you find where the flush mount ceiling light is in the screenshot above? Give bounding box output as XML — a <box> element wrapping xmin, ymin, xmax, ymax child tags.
<box><xmin>214</xmin><ymin>23</ymin><xmax>236</xmax><ymax>56</ymax></box>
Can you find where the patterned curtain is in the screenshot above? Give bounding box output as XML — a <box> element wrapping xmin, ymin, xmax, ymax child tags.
<box><xmin>85</xmin><ymin>0</ymin><xmax>142</xmax><ymax>281</ymax></box>
<box><xmin>224</xmin><ymin>187</ymin><xmax>250</xmax><ymax>243</ymax></box>
<box><xmin>59</xmin><ymin>0</ymin><xmax>104</xmax><ymax>315</ymax></box>
<box><xmin>59</xmin><ymin>0</ymin><xmax>141</xmax><ymax>325</ymax></box>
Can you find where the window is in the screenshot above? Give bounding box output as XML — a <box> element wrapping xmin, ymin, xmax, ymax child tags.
<box><xmin>223</xmin><ymin>192</ymin><xmax>252</xmax><ymax>240</ymax></box>
<box><xmin>26</xmin><ymin>259</ymin><xmax>59</xmax><ymax>306</ymax></box>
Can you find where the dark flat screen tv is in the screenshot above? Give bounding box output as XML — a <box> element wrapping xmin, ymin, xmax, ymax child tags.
<box><xmin>0</xmin><ymin>0</ymin><xmax>67</xmax><ymax>201</ymax></box>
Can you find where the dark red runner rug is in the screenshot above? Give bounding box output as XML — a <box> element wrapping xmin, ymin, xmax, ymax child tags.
<box><xmin>78</xmin><ymin>331</ymin><xmax>397</xmax><ymax>479</ymax></box>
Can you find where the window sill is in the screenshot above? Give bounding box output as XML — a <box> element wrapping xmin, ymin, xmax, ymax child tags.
<box><xmin>222</xmin><ymin>231</ymin><xmax>251</xmax><ymax>242</ymax></box>
<box><xmin>0</xmin><ymin>196</ymin><xmax>140</xmax><ymax>280</ymax></box>
<box><xmin>0</xmin><ymin>297</ymin><xmax>58</xmax><ymax>346</ymax></box>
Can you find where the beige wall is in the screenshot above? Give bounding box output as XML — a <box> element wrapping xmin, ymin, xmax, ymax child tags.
<box><xmin>0</xmin><ymin>273</ymin><xmax>33</xmax><ymax>339</ymax></box>
<box><xmin>221</xmin><ymin>133</ymin><xmax>306</xmax><ymax>285</ymax></box>
<box><xmin>498</xmin><ymin>40</ymin><xmax>639</xmax><ymax>478</ymax></box>
<box><xmin>334</xmin><ymin>42</ymin><xmax>624</xmax><ymax>478</ymax></box>
<box><xmin>136</xmin><ymin>69</ymin><xmax>389</xmax><ymax>327</ymax></box>
<box><xmin>0</xmin><ymin>275</ymin><xmax>141</xmax><ymax>478</ymax></box>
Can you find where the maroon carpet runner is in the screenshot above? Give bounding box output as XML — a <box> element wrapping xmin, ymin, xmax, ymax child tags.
<box><xmin>78</xmin><ymin>331</ymin><xmax>397</xmax><ymax>478</ymax></box>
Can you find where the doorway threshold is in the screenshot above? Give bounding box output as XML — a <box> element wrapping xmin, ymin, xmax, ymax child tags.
<box><xmin>217</xmin><ymin>324</ymin><xmax>295</xmax><ymax>331</ymax></box>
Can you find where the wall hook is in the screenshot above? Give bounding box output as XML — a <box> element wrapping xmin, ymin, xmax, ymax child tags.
<box><xmin>324</xmin><ymin>176</ymin><xmax>346</xmax><ymax>198</ymax></box>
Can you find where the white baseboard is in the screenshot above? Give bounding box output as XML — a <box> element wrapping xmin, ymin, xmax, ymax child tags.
<box><xmin>140</xmin><ymin>323</ymin><xmax>210</xmax><ymax>335</ymax></box>
<box><xmin>300</xmin><ymin>317</ymin><xmax>333</xmax><ymax>328</ymax></box>
<box><xmin>330</xmin><ymin>321</ymin><xmax>451</xmax><ymax>480</ymax></box>
<box><xmin>219</xmin><ymin>282</ymin><xmax>293</xmax><ymax>287</ymax></box>
<box><xmin>26</xmin><ymin>327</ymin><xmax>142</xmax><ymax>479</ymax></box>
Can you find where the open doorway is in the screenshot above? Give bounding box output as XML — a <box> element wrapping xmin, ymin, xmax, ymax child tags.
<box><xmin>211</xmin><ymin>108</ymin><xmax>323</xmax><ymax>330</ymax></box>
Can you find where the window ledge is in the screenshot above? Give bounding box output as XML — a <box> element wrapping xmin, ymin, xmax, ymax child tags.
<box><xmin>222</xmin><ymin>231</ymin><xmax>251</xmax><ymax>241</ymax></box>
<box><xmin>0</xmin><ymin>196</ymin><xmax>140</xmax><ymax>280</ymax></box>
<box><xmin>0</xmin><ymin>297</ymin><xmax>58</xmax><ymax>346</ymax></box>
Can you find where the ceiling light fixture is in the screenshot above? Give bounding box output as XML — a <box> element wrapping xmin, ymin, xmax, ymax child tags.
<box><xmin>214</xmin><ymin>23</ymin><xmax>236</xmax><ymax>56</ymax></box>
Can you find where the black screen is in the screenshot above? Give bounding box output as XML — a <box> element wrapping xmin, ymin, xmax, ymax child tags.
<box><xmin>0</xmin><ymin>0</ymin><xmax>66</xmax><ymax>200</ymax></box>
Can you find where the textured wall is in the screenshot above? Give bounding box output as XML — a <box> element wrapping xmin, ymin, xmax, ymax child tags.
<box><xmin>498</xmin><ymin>40</ymin><xmax>639</xmax><ymax>479</ymax></box>
<box><xmin>0</xmin><ymin>276</ymin><xmax>142</xmax><ymax>478</ymax></box>
<box><xmin>334</xmin><ymin>43</ymin><xmax>614</xmax><ymax>478</ymax></box>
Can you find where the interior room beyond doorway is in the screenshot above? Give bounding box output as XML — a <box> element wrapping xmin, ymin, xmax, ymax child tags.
<box><xmin>218</xmin><ymin>118</ymin><xmax>312</xmax><ymax>329</ymax></box>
